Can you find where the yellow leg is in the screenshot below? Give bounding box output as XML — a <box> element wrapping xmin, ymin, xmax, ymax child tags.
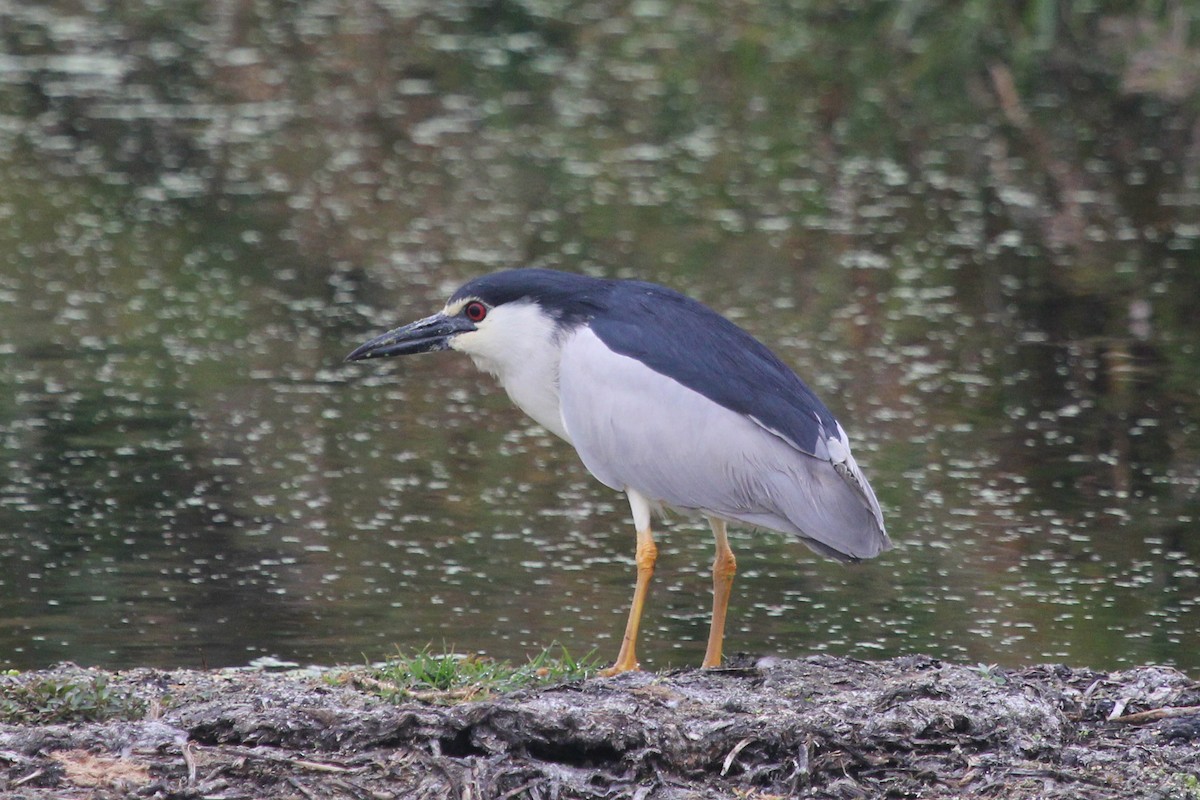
<box><xmin>702</xmin><ymin>516</ymin><xmax>736</xmax><ymax>668</ymax></box>
<box><xmin>602</xmin><ymin>491</ymin><xmax>656</xmax><ymax>675</ymax></box>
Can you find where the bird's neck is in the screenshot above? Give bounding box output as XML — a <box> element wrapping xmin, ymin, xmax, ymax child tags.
<box><xmin>451</xmin><ymin>304</ymin><xmax>572</xmax><ymax>442</ymax></box>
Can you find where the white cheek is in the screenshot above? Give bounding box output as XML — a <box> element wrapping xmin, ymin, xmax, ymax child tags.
<box><xmin>448</xmin><ymin>328</ymin><xmax>479</xmax><ymax>353</ymax></box>
<box><xmin>449</xmin><ymin>328</ymin><xmax>500</xmax><ymax>374</ymax></box>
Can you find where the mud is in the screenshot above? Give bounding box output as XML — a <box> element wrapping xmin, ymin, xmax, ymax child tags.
<box><xmin>1</xmin><ymin>655</ymin><xmax>1198</xmax><ymax>799</ymax></box>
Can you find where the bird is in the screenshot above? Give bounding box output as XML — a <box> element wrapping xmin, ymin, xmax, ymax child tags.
<box><xmin>346</xmin><ymin>268</ymin><xmax>890</xmax><ymax>673</ymax></box>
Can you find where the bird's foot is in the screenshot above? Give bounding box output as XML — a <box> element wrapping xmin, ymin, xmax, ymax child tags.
<box><xmin>599</xmin><ymin>660</ymin><xmax>640</xmax><ymax>677</ymax></box>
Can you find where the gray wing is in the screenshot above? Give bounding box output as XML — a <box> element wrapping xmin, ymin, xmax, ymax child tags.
<box><xmin>558</xmin><ymin>328</ymin><xmax>889</xmax><ymax>561</ymax></box>
<box><xmin>589</xmin><ymin>279</ymin><xmax>843</xmax><ymax>460</ymax></box>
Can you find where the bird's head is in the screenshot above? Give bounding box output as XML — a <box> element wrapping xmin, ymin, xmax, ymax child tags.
<box><xmin>345</xmin><ymin>269</ymin><xmax>605</xmax><ymax>368</ymax></box>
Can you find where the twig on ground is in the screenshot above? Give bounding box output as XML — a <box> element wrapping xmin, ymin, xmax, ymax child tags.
<box><xmin>1110</xmin><ymin>705</ymin><xmax>1200</xmax><ymax>725</ymax></box>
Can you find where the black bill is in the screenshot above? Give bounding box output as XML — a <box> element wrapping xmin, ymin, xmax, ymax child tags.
<box><xmin>345</xmin><ymin>313</ymin><xmax>474</xmax><ymax>361</ymax></box>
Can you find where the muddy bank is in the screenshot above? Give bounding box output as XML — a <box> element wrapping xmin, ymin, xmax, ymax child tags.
<box><xmin>1</xmin><ymin>655</ymin><xmax>1198</xmax><ymax>799</ymax></box>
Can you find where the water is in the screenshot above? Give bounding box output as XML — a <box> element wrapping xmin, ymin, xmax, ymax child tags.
<box><xmin>0</xmin><ymin>2</ymin><xmax>1197</xmax><ymax>672</ymax></box>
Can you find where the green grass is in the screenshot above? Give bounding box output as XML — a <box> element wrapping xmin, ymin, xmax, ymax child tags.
<box><xmin>1175</xmin><ymin>772</ymin><xmax>1200</xmax><ymax>800</ymax></box>
<box><xmin>0</xmin><ymin>671</ymin><xmax>146</xmax><ymax>724</ymax></box>
<box><xmin>352</xmin><ymin>644</ymin><xmax>601</xmax><ymax>704</ymax></box>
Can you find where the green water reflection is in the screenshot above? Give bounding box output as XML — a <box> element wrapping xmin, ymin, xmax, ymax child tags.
<box><xmin>0</xmin><ymin>2</ymin><xmax>1197</xmax><ymax>671</ymax></box>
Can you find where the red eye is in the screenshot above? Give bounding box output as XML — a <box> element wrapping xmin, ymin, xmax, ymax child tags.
<box><xmin>464</xmin><ymin>301</ymin><xmax>488</xmax><ymax>322</ymax></box>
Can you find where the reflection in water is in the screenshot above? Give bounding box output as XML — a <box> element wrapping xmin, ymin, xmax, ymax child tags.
<box><xmin>0</xmin><ymin>2</ymin><xmax>1197</xmax><ymax>672</ymax></box>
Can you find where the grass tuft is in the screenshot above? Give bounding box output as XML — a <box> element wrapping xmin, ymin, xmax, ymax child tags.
<box><xmin>0</xmin><ymin>670</ymin><xmax>146</xmax><ymax>724</ymax></box>
<box><xmin>353</xmin><ymin>644</ymin><xmax>600</xmax><ymax>704</ymax></box>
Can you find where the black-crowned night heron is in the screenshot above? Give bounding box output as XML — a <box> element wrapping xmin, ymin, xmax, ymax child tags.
<box><xmin>347</xmin><ymin>269</ymin><xmax>890</xmax><ymax>673</ymax></box>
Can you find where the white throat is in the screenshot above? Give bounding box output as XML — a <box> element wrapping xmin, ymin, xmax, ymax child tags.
<box><xmin>448</xmin><ymin>300</ymin><xmax>571</xmax><ymax>442</ymax></box>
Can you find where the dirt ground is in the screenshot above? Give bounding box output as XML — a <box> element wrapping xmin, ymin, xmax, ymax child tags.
<box><xmin>1</xmin><ymin>654</ymin><xmax>1198</xmax><ymax>799</ymax></box>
